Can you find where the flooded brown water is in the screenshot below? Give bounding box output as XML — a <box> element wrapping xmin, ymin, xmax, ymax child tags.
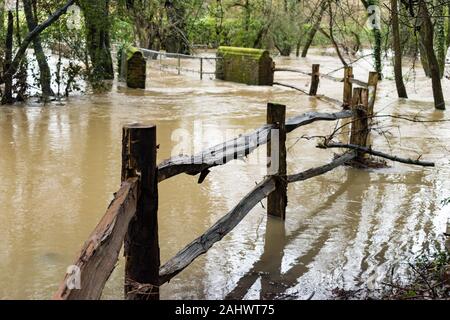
<box><xmin>0</xmin><ymin>50</ymin><xmax>449</xmax><ymax>299</ymax></box>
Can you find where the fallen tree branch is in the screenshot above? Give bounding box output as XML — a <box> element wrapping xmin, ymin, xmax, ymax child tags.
<box><xmin>159</xmin><ymin>177</ymin><xmax>276</xmax><ymax>284</ymax></box>
<box><xmin>321</xmin><ymin>142</ymin><xmax>435</xmax><ymax>167</ymax></box>
<box><xmin>287</xmin><ymin>151</ymin><xmax>357</xmax><ymax>183</ymax></box>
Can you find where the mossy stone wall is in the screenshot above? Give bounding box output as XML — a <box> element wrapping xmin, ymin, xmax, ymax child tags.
<box><xmin>216</xmin><ymin>46</ymin><xmax>274</xmax><ymax>86</ymax></box>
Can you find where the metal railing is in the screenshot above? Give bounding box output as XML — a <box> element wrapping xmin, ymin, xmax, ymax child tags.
<box><xmin>140</xmin><ymin>48</ymin><xmax>221</xmax><ymax>80</ymax></box>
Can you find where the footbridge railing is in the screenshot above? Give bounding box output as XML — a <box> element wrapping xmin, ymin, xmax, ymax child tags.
<box><xmin>141</xmin><ymin>48</ymin><xmax>221</xmax><ymax>80</ymax></box>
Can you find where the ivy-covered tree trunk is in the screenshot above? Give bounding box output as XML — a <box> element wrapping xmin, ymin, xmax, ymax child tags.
<box><xmin>418</xmin><ymin>0</ymin><xmax>445</xmax><ymax>110</ymax></box>
<box><xmin>164</xmin><ymin>0</ymin><xmax>190</xmax><ymax>54</ymax></box>
<box><xmin>79</xmin><ymin>0</ymin><xmax>114</xmax><ymax>80</ymax></box>
<box><xmin>23</xmin><ymin>0</ymin><xmax>54</xmax><ymax>99</ymax></box>
<box><xmin>362</xmin><ymin>0</ymin><xmax>383</xmax><ymax>76</ymax></box>
<box><xmin>391</xmin><ymin>0</ymin><xmax>407</xmax><ymax>98</ymax></box>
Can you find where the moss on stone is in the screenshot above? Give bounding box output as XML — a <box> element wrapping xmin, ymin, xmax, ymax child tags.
<box><xmin>217</xmin><ymin>46</ymin><xmax>269</xmax><ymax>60</ymax></box>
<box><xmin>118</xmin><ymin>46</ymin><xmax>146</xmax><ymax>89</ymax></box>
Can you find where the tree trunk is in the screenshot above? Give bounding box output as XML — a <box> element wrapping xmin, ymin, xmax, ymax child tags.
<box><xmin>418</xmin><ymin>0</ymin><xmax>445</xmax><ymax>110</ymax></box>
<box><xmin>301</xmin><ymin>1</ymin><xmax>326</xmax><ymax>58</ymax></box>
<box><xmin>362</xmin><ymin>0</ymin><xmax>383</xmax><ymax>75</ymax></box>
<box><xmin>2</xmin><ymin>11</ymin><xmax>14</xmax><ymax>104</ymax></box>
<box><xmin>419</xmin><ymin>40</ymin><xmax>431</xmax><ymax>77</ymax></box>
<box><xmin>79</xmin><ymin>0</ymin><xmax>114</xmax><ymax>80</ymax></box>
<box><xmin>391</xmin><ymin>0</ymin><xmax>408</xmax><ymax>98</ymax></box>
<box><xmin>0</xmin><ymin>0</ymin><xmax>5</xmax><ymax>84</ymax></box>
<box><xmin>434</xmin><ymin>0</ymin><xmax>446</xmax><ymax>78</ymax></box>
<box><xmin>373</xmin><ymin>28</ymin><xmax>382</xmax><ymax>75</ymax></box>
<box><xmin>164</xmin><ymin>0</ymin><xmax>190</xmax><ymax>54</ymax></box>
<box><xmin>447</xmin><ymin>2</ymin><xmax>450</xmax><ymax>49</ymax></box>
<box><xmin>3</xmin><ymin>0</ymin><xmax>75</xmax><ymax>88</ymax></box>
<box><xmin>0</xmin><ymin>1</ymin><xmax>4</xmax><ymax>39</ymax></box>
<box><xmin>23</xmin><ymin>0</ymin><xmax>54</xmax><ymax>99</ymax></box>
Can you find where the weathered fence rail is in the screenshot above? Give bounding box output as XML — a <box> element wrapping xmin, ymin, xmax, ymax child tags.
<box><xmin>158</xmin><ymin>110</ymin><xmax>352</xmax><ymax>183</ymax></box>
<box><xmin>274</xmin><ymin>65</ymin><xmax>377</xmax><ymax>109</ymax></box>
<box><xmin>55</xmin><ymin>84</ymin><xmax>434</xmax><ymax>300</ymax></box>
<box><xmin>54</xmin><ymin>177</ymin><xmax>139</xmax><ymax>300</ymax></box>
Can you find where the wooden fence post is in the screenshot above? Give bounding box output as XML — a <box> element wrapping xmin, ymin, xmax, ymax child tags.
<box><xmin>349</xmin><ymin>88</ymin><xmax>370</xmax><ymax>161</ymax></box>
<box><xmin>343</xmin><ymin>66</ymin><xmax>353</xmax><ymax>108</ymax></box>
<box><xmin>200</xmin><ymin>57</ymin><xmax>204</xmax><ymax>80</ymax></box>
<box><xmin>267</xmin><ymin>103</ymin><xmax>287</xmax><ymax>220</ymax></box>
<box><xmin>309</xmin><ymin>64</ymin><xmax>320</xmax><ymax>96</ymax></box>
<box><xmin>178</xmin><ymin>56</ymin><xmax>181</xmax><ymax>75</ymax></box>
<box><xmin>367</xmin><ymin>71</ymin><xmax>379</xmax><ymax>116</ymax></box>
<box><xmin>122</xmin><ymin>124</ymin><xmax>160</xmax><ymax>300</ymax></box>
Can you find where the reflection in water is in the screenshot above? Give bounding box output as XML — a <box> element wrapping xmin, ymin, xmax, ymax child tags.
<box><xmin>0</xmin><ymin>51</ymin><xmax>449</xmax><ymax>299</ymax></box>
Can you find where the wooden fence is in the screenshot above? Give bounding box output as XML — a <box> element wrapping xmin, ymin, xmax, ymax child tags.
<box><xmin>274</xmin><ymin>65</ymin><xmax>379</xmax><ymax>110</ymax></box>
<box><xmin>53</xmin><ymin>85</ymin><xmax>434</xmax><ymax>300</ymax></box>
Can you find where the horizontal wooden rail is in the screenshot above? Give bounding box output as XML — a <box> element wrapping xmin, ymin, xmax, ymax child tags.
<box><xmin>273</xmin><ymin>82</ymin><xmax>344</xmax><ymax>106</ymax></box>
<box><xmin>287</xmin><ymin>151</ymin><xmax>357</xmax><ymax>183</ymax></box>
<box><xmin>158</xmin><ymin>151</ymin><xmax>358</xmax><ymax>285</ymax></box>
<box><xmin>349</xmin><ymin>78</ymin><xmax>369</xmax><ymax>88</ymax></box>
<box><xmin>158</xmin><ymin>125</ymin><xmax>274</xmax><ymax>182</ymax></box>
<box><xmin>320</xmin><ymin>74</ymin><xmax>344</xmax><ymax>83</ymax></box>
<box><xmin>274</xmin><ymin>67</ymin><xmax>344</xmax><ymax>83</ymax></box>
<box><xmin>159</xmin><ymin>177</ymin><xmax>276</xmax><ymax>284</ymax></box>
<box><xmin>54</xmin><ymin>178</ymin><xmax>139</xmax><ymax>300</ymax></box>
<box><xmin>158</xmin><ymin>110</ymin><xmax>353</xmax><ymax>183</ymax></box>
<box><xmin>274</xmin><ymin>67</ymin><xmax>311</xmax><ymax>76</ymax></box>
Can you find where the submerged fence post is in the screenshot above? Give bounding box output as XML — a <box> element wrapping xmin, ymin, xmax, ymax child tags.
<box><xmin>343</xmin><ymin>66</ymin><xmax>353</xmax><ymax>108</ymax></box>
<box><xmin>367</xmin><ymin>71</ymin><xmax>379</xmax><ymax>116</ymax></box>
<box><xmin>349</xmin><ymin>88</ymin><xmax>370</xmax><ymax>161</ymax></box>
<box><xmin>122</xmin><ymin>124</ymin><xmax>160</xmax><ymax>300</ymax></box>
<box><xmin>178</xmin><ymin>55</ymin><xmax>181</xmax><ymax>75</ymax></box>
<box><xmin>309</xmin><ymin>64</ymin><xmax>320</xmax><ymax>96</ymax></box>
<box><xmin>267</xmin><ymin>103</ymin><xmax>287</xmax><ymax>220</ymax></box>
<box><xmin>200</xmin><ymin>57</ymin><xmax>204</xmax><ymax>80</ymax></box>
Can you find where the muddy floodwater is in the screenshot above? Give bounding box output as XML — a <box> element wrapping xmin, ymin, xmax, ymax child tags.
<box><xmin>1</xmin><ymin>50</ymin><xmax>449</xmax><ymax>299</ymax></box>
